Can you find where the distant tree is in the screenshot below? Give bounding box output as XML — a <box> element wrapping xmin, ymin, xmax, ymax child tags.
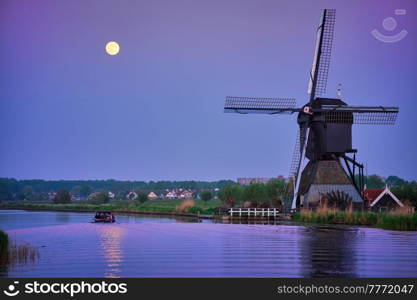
<box><xmin>200</xmin><ymin>190</ymin><xmax>213</xmax><ymax>202</ymax></box>
<box><xmin>266</xmin><ymin>179</ymin><xmax>286</xmax><ymax>207</ymax></box>
<box><xmin>0</xmin><ymin>178</ymin><xmax>237</xmax><ymax>196</ymax></box>
<box><xmin>218</xmin><ymin>185</ymin><xmax>242</xmax><ymax>207</ymax></box>
<box><xmin>16</xmin><ymin>192</ymin><xmax>26</xmax><ymax>201</ymax></box>
<box><xmin>0</xmin><ymin>178</ymin><xmax>18</xmax><ymax>196</ymax></box>
<box><xmin>15</xmin><ymin>186</ymin><xmax>35</xmax><ymax>201</ymax></box>
<box><xmin>216</xmin><ymin>180</ymin><xmax>235</xmax><ymax>189</ymax></box>
<box><xmin>391</xmin><ymin>181</ymin><xmax>417</xmax><ymax>208</ymax></box>
<box><xmin>79</xmin><ymin>186</ymin><xmax>92</xmax><ymax>197</ymax></box>
<box><xmin>89</xmin><ymin>192</ymin><xmax>110</xmax><ymax>204</ymax></box>
<box><xmin>71</xmin><ymin>185</ymin><xmax>82</xmax><ymax>195</ymax></box>
<box><xmin>0</xmin><ymin>182</ymin><xmax>12</xmax><ymax>202</ymax></box>
<box><xmin>138</xmin><ymin>193</ymin><xmax>148</xmax><ymax>203</ymax></box>
<box><xmin>192</xmin><ymin>191</ymin><xmax>199</xmax><ymax>199</ymax></box>
<box><xmin>242</xmin><ymin>183</ymin><xmax>268</xmax><ymax>207</ymax></box>
<box><xmin>365</xmin><ymin>175</ymin><xmax>385</xmax><ymax>189</ymax></box>
<box><xmin>32</xmin><ymin>193</ymin><xmax>48</xmax><ymax>202</ymax></box>
<box><xmin>186</xmin><ymin>181</ymin><xmax>198</xmax><ymax>190</ymax></box>
<box><xmin>115</xmin><ymin>191</ymin><xmax>126</xmax><ymax>200</ymax></box>
<box><xmin>53</xmin><ymin>190</ymin><xmax>72</xmax><ymax>204</ymax></box>
<box><xmin>386</xmin><ymin>175</ymin><xmax>406</xmax><ymax>187</ymax></box>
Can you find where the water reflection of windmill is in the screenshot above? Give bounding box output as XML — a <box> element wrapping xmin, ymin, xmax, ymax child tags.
<box><xmin>300</xmin><ymin>227</ymin><xmax>358</xmax><ymax>277</ymax></box>
<box><xmin>224</xmin><ymin>9</ymin><xmax>399</xmax><ymax>211</ymax></box>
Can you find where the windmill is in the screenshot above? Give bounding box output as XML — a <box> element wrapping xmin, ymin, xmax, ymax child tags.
<box><xmin>223</xmin><ymin>9</ymin><xmax>399</xmax><ymax>211</ymax></box>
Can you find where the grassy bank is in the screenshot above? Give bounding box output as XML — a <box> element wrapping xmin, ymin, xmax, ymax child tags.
<box><xmin>293</xmin><ymin>207</ymin><xmax>417</xmax><ymax>230</ymax></box>
<box><xmin>0</xmin><ymin>230</ymin><xmax>8</xmax><ymax>262</ymax></box>
<box><xmin>0</xmin><ymin>229</ymin><xmax>39</xmax><ymax>265</ymax></box>
<box><xmin>0</xmin><ymin>199</ymin><xmax>223</xmax><ymax>216</ymax></box>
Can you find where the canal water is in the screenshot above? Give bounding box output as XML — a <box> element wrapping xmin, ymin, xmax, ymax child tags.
<box><xmin>1</xmin><ymin>209</ymin><xmax>416</xmax><ymax>278</ymax></box>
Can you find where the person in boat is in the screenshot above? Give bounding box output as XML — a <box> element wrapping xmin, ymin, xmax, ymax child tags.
<box><xmin>94</xmin><ymin>211</ymin><xmax>115</xmax><ymax>222</ymax></box>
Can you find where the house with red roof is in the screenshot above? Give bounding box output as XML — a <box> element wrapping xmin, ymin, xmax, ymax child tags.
<box><xmin>363</xmin><ymin>186</ymin><xmax>404</xmax><ymax>212</ymax></box>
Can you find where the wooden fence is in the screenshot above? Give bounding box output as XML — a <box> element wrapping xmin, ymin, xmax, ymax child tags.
<box><xmin>228</xmin><ymin>208</ymin><xmax>279</xmax><ymax>217</ymax></box>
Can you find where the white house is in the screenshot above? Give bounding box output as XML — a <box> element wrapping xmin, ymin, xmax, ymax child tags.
<box><xmin>164</xmin><ymin>189</ymin><xmax>193</xmax><ymax>199</ymax></box>
<box><xmin>126</xmin><ymin>191</ymin><xmax>138</xmax><ymax>200</ymax></box>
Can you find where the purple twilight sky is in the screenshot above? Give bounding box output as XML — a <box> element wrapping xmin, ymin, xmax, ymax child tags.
<box><xmin>0</xmin><ymin>0</ymin><xmax>416</xmax><ymax>181</ymax></box>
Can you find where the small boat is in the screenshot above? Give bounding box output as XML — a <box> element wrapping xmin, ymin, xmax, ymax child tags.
<box><xmin>93</xmin><ymin>211</ymin><xmax>115</xmax><ymax>223</ymax></box>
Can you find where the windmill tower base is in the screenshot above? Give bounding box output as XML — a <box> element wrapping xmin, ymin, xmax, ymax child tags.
<box><xmin>298</xmin><ymin>159</ymin><xmax>363</xmax><ymax>210</ymax></box>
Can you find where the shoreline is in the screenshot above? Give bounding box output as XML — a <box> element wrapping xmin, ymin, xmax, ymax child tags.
<box><xmin>0</xmin><ymin>207</ymin><xmax>215</xmax><ymax>220</ymax></box>
<box><xmin>0</xmin><ymin>207</ymin><xmax>290</xmax><ymax>222</ymax></box>
<box><xmin>0</xmin><ymin>205</ymin><xmax>294</xmax><ymax>223</ymax></box>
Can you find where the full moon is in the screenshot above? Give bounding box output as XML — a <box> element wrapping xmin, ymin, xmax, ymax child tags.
<box><xmin>105</xmin><ymin>41</ymin><xmax>120</xmax><ymax>55</ymax></box>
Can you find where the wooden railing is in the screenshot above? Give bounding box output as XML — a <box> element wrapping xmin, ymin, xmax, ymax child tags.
<box><xmin>228</xmin><ymin>208</ymin><xmax>279</xmax><ymax>217</ymax></box>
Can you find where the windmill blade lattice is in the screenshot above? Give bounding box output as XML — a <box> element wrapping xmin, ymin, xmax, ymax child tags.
<box><xmin>315</xmin><ymin>9</ymin><xmax>336</xmax><ymax>96</ymax></box>
<box><xmin>289</xmin><ymin>128</ymin><xmax>301</xmax><ymax>179</ymax></box>
<box><xmin>324</xmin><ymin>111</ymin><xmax>398</xmax><ymax>125</ymax></box>
<box><xmin>224</xmin><ymin>96</ymin><xmax>297</xmax><ymax>113</ymax></box>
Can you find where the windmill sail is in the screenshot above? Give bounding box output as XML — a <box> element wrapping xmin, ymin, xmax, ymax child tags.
<box><xmin>291</xmin><ymin>126</ymin><xmax>310</xmax><ymax>210</ymax></box>
<box><xmin>224</xmin><ymin>96</ymin><xmax>297</xmax><ymax>114</ymax></box>
<box><xmin>321</xmin><ymin>105</ymin><xmax>399</xmax><ymax>125</ymax></box>
<box><xmin>307</xmin><ymin>9</ymin><xmax>336</xmax><ymax>98</ymax></box>
<box><xmin>289</xmin><ymin>129</ymin><xmax>301</xmax><ymax>179</ymax></box>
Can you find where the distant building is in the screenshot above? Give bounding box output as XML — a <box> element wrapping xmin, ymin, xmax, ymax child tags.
<box><xmin>87</xmin><ymin>192</ymin><xmax>100</xmax><ymax>200</ymax></box>
<box><xmin>181</xmin><ymin>190</ymin><xmax>193</xmax><ymax>199</ymax></box>
<box><xmin>277</xmin><ymin>175</ymin><xmax>286</xmax><ymax>181</ymax></box>
<box><xmin>126</xmin><ymin>191</ymin><xmax>138</xmax><ymax>200</ymax></box>
<box><xmin>71</xmin><ymin>195</ymin><xmax>83</xmax><ymax>201</ymax></box>
<box><xmin>108</xmin><ymin>191</ymin><xmax>115</xmax><ymax>199</ymax></box>
<box><xmin>213</xmin><ymin>188</ymin><xmax>219</xmax><ymax>200</ymax></box>
<box><xmin>147</xmin><ymin>192</ymin><xmax>158</xmax><ymax>200</ymax></box>
<box><xmin>165</xmin><ymin>190</ymin><xmax>176</xmax><ymax>199</ymax></box>
<box><xmin>364</xmin><ymin>186</ymin><xmax>405</xmax><ymax>212</ymax></box>
<box><xmin>48</xmin><ymin>192</ymin><xmax>57</xmax><ymax>201</ymax></box>
<box><xmin>164</xmin><ymin>188</ymin><xmax>193</xmax><ymax>199</ymax></box>
<box><xmin>237</xmin><ymin>175</ymin><xmax>287</xmax><ymax>185</ymax></box>
<box><xmin>237</xmin><ymin>178</ymin><xmax>271</xmax><ymax>185</ymax></box>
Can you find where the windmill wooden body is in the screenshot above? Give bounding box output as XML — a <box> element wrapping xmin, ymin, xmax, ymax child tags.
<box><xmin>224</xmin><ymin>9</ymin><xmax>399</xmax><ymax>211</ymax></box>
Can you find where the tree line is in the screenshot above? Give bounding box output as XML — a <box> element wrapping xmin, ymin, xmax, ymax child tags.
<box><xmin>0</xmin><ymin>178</ymin><xmax>235</xmax><ymax>202</ymax></box>
<box><xmin>1</xmin><ymin>175</ymin><xmax>416</xmax><ymax>208</ymax></box>
<box><xmin>218</xmin><ymin>179</ymin><xmax>287</xmax><ymax>208</ymax></box>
